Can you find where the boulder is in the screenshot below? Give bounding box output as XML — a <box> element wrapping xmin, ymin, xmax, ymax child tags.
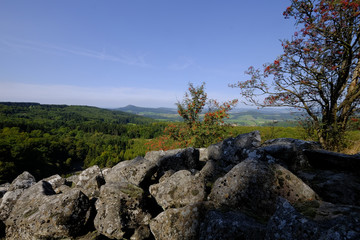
<box><xmin>0</xmin><ymin>171</ymin><xmax>36</xmax><ymax>221</ymax></box>
<box><xmin>105</xmin><ymin>156</ymin><xmax>157</xmax><ymax>187</ymax></box>
<box><xmin>199</xmin><ymin>210</ymin><xmax>266</xmax><ymax>240</ymax></box>
<box><xmin>208</xmin><ymin>159</ymin><xmax>277</xmax><ymax>218</ymax></box>
<box><xmin>272</xmin><ymin>164</ymin><xmax>318</xmax><ymax>203</ymax></box>
<box><xmin>94</xmin><ymin>182</ymin><xmax>151</xmax><ymax>240</ymax></box>
<box><xmin>149</xmin><ymin>170</ymin><xmax>205</xmax><ymax>210</ymax></box>
<box><xmin>145</xmin><ymin>148</ymin><xmax>200</xmax><ymax>176</ymax></box>
<box><xmin>5</xmin><ymin>181</ymin><xmax>92</xmax><ymax>239</ymax></box>
<box><xmin>43</xmin><ymin>174</ymin><xmax>66</xmax><ymax>194</ymax></box>
<box><xmin>150</xmin><ymin>203</ymin><xmax>204</xmax><ymax>240</ymax></box>
<box><xmin>208</xmin><ymin>159</ymin><xmax>318</xmax><ymax>219</ymax></box>
<box><xmin>207</xmin><ymin>131</ymin><xmax>261</xmax><ymax>169</ymax></box>
<box><xmin>75</xmin><ymin>165</ymin><xmax>105</xmax><ymax>199</ymax></box>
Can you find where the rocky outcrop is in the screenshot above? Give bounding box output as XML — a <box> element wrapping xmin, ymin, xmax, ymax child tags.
<box><xmin>1</xmin><ymin>131</ymin><xmax>359</xmax><ymax>239</ymax></box>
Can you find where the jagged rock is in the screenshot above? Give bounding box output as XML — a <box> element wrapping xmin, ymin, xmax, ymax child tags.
<box><xmin>43</xmin><ymin>174</ymin><xmax>66</xmax><ymax>194</ymax></box>
<box><xmin>199</xmin><ymin>210</ymin><xmax>266</xmax><ymax>240</ymax></box>
<box><xmin>208</xmin><ymin>159</ymin><xmax>318</xmax><ymax>218</ymax></box>
<box><xmin>75</xmin><ymin>165</ymin><xmax>105</xmax><ymax>199</ymax></box>
<box><xmin>5</xmin><ymin>181</ymin><xmax>92</xmax><ymax>239</ymax></box>
<box><xmin>265</xmin><ymin>198</ymin><xmax>322</xmax><ymax>239</ymax></box>
<box><xmin>207</xmin><ymin>131</ymin><xmax>261</xmax><ymax>170</ymax></box>
<box><xmin>208</xmin><ymin>159</ymin><xmax>278</xmax><ymax>218</ymax></box>
<box><xmin>272</xmin><ymin>164</ymin><xmax>318</xmax><ymax>203</ymax></box>
<box><xmin>105</xmin><ymin>156</ymin><xmax>157</xmax><ymax>187</ymax></box>
<box><xmin>261</xmin><ymin>138</ymin><xmax>321</xmax><ymax>171</ymax></box>
<box><xmin>149</xmin><ymin>170</ymin><xmax>205</xmax><ymax>210</ymax></box>
<box><xmin>94</xmin><ymin>182</ymin><xmax>151</xmax><ymax>240</ymax></box>
<box><xmin>150</xmin><ymin>203</ymin><xmax>204</xmax><ymax>240</ymax></box>
<box><xmin>145</xmin><ymin>148</ymin><xmax>200</xmax><ymax>176</ymax></box>
<box><xmin>298</xmin><ymin>170</ymin><xmax>360</xmax><ymax>206</ymax></box>
<box><xmin>304</xmin><ymin>149</ymin><xmax>360</xmax><ymax>173</ymax></box>
<box><xmin>0</xmin><ymin>171</ymin><xmax>36</xmax><ymax>221</ymax></box>
<box><xmin>7</xmin><ymin>171</ymin><xmax>36</xmax><ymax>192</ymax></box>
<box><xmin>265</xmin><ymin>198</ymin><xmax>360</xmax><ymax>239</ymax></box>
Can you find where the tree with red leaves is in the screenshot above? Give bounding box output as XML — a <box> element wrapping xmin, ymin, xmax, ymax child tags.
<box><xmin>231</xmin><ymin>0</ymin><xmax>360</xmax><ymax>150</ymax></box>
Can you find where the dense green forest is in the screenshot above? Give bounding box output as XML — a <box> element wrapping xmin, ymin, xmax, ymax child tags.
<box><xmin>1</xmin><ymin>102</ymin><xmax>359</xmax><ymax>184</ymax></box>
<box><xmin>0</xmin><ymin>102</ymin><xmax>167</xmax><ymax>183</ymax></box>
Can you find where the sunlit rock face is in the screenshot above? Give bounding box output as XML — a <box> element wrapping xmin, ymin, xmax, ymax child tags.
<box><xmin>1</xmin><ymin>131</ymin><xmax>359</xmax><ymax>240</ymax></box>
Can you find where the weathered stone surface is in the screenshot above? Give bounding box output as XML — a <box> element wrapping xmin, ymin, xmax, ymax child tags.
<box><xmin>304</xmin><ymin>149</ymin><xmax>360</xmax><ymax>173</ymax></box>
<box><xmin>266</xmin><ymin>198</ymin><xmax>360</xmax><ymax>240</ymax></box>
<box><xmin>208</xmin><ymin>159</ymin><xmax>277</xmax><ymax>218</ymax></box>
<box><xmin>8</xmin><ymin>171</ymin><xmax>36</xmax><ymax>192</ymax></box>
<box><xmin>149</xmin><ymin>170</ymin><xmax>205</xmax><ymax>210</ymax></box>
<box><xmin>105</xmin><ymin>156</ymin><xmax>157</xmax><ymax>187</ymax></box>
<box><xmin>150</xmin><ymin>203</ymin><xmax>204</xmax><ymax>240</ymax></box>
<box><xmin>208</xmin><ymin>159</ymin><xmax>318</xmax><ymax>219</ymax></box>
<box><xmin>199</xmin><ymin>210</ymin><xmax>266</xmax><ymax>240</ymax></box>
<box><xmin>207</xmin><ymin>131</ymin><xmax>261</xmax><ymax>167</ymax></box>
<box><xmin>5</xmin><ymin>181</ymin><xmax>91</xmax><ymax>240</ymax></box>
<box><xmin>145</xmin><ymin>148</ymin><xmax>200</xmax><ymax>176</ymax></box>
<box><xmin>94</xmin><ymin>182</ymin><xmax>151</xmax><ymax>240</ymax></box>
<box><xmin>265</xmin><ymin>198</ymin><xmax>322</xmax><ymax>240</ymax></box>
<box><xmin>272</xmin><ymin>164</ymin><xmax>318</xmax><ymax>203</ymax></box>
<box><xmin>43</xmin><ymin>174</ymin><xmax>66</xmax><ymax>193</ymax></box>
<box><xmin>0</xmin><ymin>171</ymin><xmax>36</xmax><ymax>221</ymax></box>
<box><xmin>75</xmin><ymin>165</ymin><xmax>105</xmax><ymax>199</ymax></box>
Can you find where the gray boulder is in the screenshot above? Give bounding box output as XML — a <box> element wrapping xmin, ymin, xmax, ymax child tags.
<box><xmin>105</xmin><ymin>156</ymin><xmax>157</xmax><ymax>187</ymax></box>
<box><xmin>94</xmin><ymin>181</ymin><xmax>151</xmax><ymax>240</ymax></box>
<box><xmin>5</xmin><ymin>181</ymin><xmax>91</xmax><ymax>239</ymax></box>
<box><xmin>208</xmin><ymin>159</ymin><xmax>318</xmax><ymax>219</ymax></box>
<box><xmin>145</xmin><ymin>148</ymin><xmax>200</xmax><ymax>176</ymax></box>
<box><xmin>272</xmin><ymin>164</ymin><xmax>318</xmax><ymax>203</ymax></box>
<box><xmin>207</xmin><ymin>131</ymin><xmax>261</xmax><ymax>169</ymax></box>
<box><xmin>208</xmin><ymin>159</ymin><xmax>277</xmax><ymax>218</ymax></box>
<box><xmin>150</xmin><ymin>203</ymin><xmax>204</xmax><ymax>240</ymax></box>
<box><xmin>0</xmin><ymin>171</ymin><xmax>36</xmax><ymax>221</ymax></box>
<box><xmin>149</xmin><ymin>170</ymin><xmax>205</xmax><ymax>210</ymax></box>
<box><xmin>75</xmin><ymin>165</ymin><xmax>105</xmax><ymax>199</ymax></box>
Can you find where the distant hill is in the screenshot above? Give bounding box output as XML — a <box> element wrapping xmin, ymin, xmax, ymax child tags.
<box><xmin>115</xmin><ymin>105</ymin><xmax>302</xmax><ymax>126</ymax></box>
<box><xmin>0</xmin><ymin>102</ymin><xmax>155</xmax><ymax>131</ymax></box>
<box><xmin>115</xmin><ymin>105</ymin><xmax>181</xmax><ymax>121</ymax></box>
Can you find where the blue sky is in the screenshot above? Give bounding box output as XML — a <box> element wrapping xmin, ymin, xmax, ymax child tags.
<box><xmin>0</xmin><ymin>0</ymin><xmax>295</xmax><ymax>108</ymax></box>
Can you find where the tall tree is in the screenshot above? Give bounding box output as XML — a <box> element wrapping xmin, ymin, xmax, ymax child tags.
<box><xmin>231</xmin><ymin>0</ymin><xmax>360</xmax><ymax>150</ymax></box>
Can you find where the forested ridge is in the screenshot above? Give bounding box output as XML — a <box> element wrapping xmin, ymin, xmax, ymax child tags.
<box><xmin>0</xmin><ymin>102</ymin><xmax>167</xmax><ymax>183</ymax></box>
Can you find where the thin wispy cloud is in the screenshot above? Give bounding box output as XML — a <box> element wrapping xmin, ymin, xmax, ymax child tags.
<box><xmin>169</xmin><ymin>57</ymin><xmax>195</xmax><ymax>70</ymax></box>
<box><xmin>0</xmin><ymin>36</ymin><xmax>151</xmax><ymax>67</ymax></box>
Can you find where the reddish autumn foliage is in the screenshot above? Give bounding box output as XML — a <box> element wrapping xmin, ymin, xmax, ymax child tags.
<box><xmin>231</xmin><ymin>0</ymin><xmax>360</xmax><ymax>150</ymax></box>
<box><xmin>147</xmin><ymin>83</ymin><xmax>238</xmax><ymax>150</ymax></box>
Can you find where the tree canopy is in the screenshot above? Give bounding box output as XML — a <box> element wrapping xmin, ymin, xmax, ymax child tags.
<box><xmin>231</xmin><ymin>0</ymin><xmax>360</xmax><ymax>150</ymax></box>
